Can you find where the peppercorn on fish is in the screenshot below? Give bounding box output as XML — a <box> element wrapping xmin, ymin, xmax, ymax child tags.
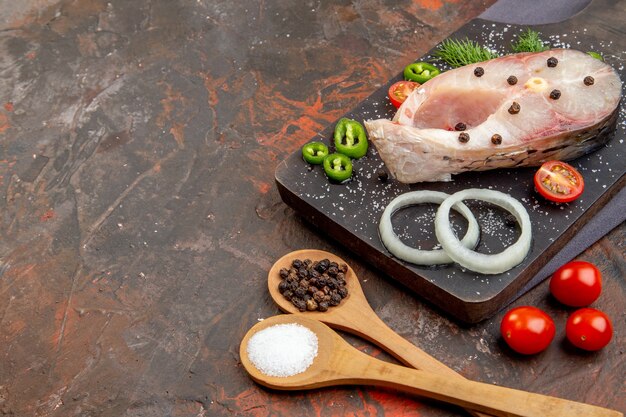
<box><xmin>365</xmin><ymin>49</ymin><xmax>622</xmax><ymax>183</ymax></box>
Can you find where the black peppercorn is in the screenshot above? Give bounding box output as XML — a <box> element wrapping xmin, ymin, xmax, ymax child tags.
<box><xmin>458</xmin><ymin>132</ymin><xmax>470</xmax><ymax>143</ymax></box>
<box><xmin>278</xmin><ymin>280</ymin><xmax>289</xmax><ymax>294</ymax></box>
<box><xmin>329</xmin><ymin>293</ymin><xmax>342</xmax><ymax>306</ymax></box>
<box><xmin>507</xmin><ymin>75</ymin><xmax>517</xmax><ymax>85</ymax></box>
<box><xmin>339</xmin><ymin>263</ymin><xmax>348</xmax><ymax>273</ymax></box>
<box><xmin>315</xmin><ymin>259</ymin><xmax>329</xmax><ymax>273</ymax></box>
<box><xmin>474</xmin><ymin>66</ymin><xmax>484</xmax><ymax>77</ymax></box>
<box><xmin>318</xmin><ymin>301</ymin><xmax>329</xmax><ymax>312</ymax></box>
<box><xmin>508</xmin><ymin>102</ymin><xmax>520</xmax><ymax>114</ymax></box>
<box><xmin>377</xmin><ymin>170</ymin><xmax>389</xmax><ymax>182</ymax></box>
<box><xmin>279</xmin><ymin>268</ymin><xmax>289</xmax><ymax>279</ymax></box>
<box><xmin>313</xmin><ymin>291</ymin><xmax>325</xmax><ymax>303</ymax></box>
<box><xmin>336</xmin><ymin>272</ymin><xmax>345</xmax><ymax>281</ymax></box>
<box><xmin>338</xmin><ymin>287</ymin><xmax>348</xmax><ymax>298</ymax></box>
<box><xmin>584</xmin><ymin>76</ymin><xmax>594</xmax><ymax>86</ymax></box>
<box><xmin>547</xmin><ymin>57</ymin><xmax>558</xmax><ymax>67</ymax></box>
<box><xmin>491</xmin><ymin>134</ymin><xmax>502</xmax><ymax>145</ymax></box>
<box><xmin>306</xmin><ymin>298</ymin><xmax>318</xmax><ymax>311</ymax></box>
<box><xmin>283</xmin><ymin>290</ymin><xmax>293</xmax><ymax>301</ymax></box>
<box><xmin>549</xmin><ymin>89</ymin><xmax>561</xmax><ymax>100</ymax></box>
<box><xmin>327</xmin><ymin>266</ymin><xmax>338</xmax><ymax>277</ymax></box>
<box><xmin>292</xmin><ymin>298</ymin><xmax>306</xmax><ymax>312</ymax></box>
<box><xmin>292</xmin><ymin>259</ymin><xmax>302</xmax><ymax>269</ymax></box>
<box><xmin>454</xmin><ymin>122</ymin><xmax>466</xmax><ymax>131</ymax></box>
<box><xmin>294</xmin><ymin>287</ymin><xmax>307</xmax><ymax>298</ymax></box>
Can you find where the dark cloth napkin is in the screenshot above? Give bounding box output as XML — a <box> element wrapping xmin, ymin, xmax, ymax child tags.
<box><xmin>480</xmin><ymin>0</ymin><xmax>592</xmax><ymax>25</ymax></box>
<box><xmin>479</xmin><ymin>0</ymin><xmax>625</xmax><ymax>295</ymax></box>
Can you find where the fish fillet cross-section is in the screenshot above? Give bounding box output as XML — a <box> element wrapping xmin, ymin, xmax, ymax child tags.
<box><xmin>365</xmin><ymin>49</ymin><xmax>622</xmax><ymax>183</ymax></box>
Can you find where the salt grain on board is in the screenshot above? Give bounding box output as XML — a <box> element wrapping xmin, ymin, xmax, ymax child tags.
<box><xmin>246</xmin><ymin>323</ymin><xmax>318</xmax><ymax>377</ymax></box>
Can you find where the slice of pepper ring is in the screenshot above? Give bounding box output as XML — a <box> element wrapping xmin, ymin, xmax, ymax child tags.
<box><xmin>323</xmin><ymin>153</ymin><xmax>352</xmax><ymax>182</ymax></box>
<box><xmin>333</xmin><ymin>118</ymin><xmax>368</xmax><ymax>159</ymax></box>
<box><xmin>403</xmin><ymin>62</ymin><xmax>440</xmax><ymax>84</ymax></box>
<box><xmin>301</xmin><ymin>141</ymin><xmax>329</xmax><ymax>165</ymax></box>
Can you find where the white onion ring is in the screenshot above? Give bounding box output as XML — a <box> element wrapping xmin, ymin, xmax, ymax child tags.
<box><xmin>379</xmin><ymin>191</ymin><xmax>480</xmax><ymax>265</ymax></box>
<box><xmin>435</xmin><ymin>189</ymin><xmax>532</xmax><ymax>275</ymax></box>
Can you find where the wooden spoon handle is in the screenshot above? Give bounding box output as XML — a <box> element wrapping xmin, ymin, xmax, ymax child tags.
<box><xmin>343</xmin><ymin>309</ymin><xmax>492</xmax><ymax>417</ymax></box>
<box><xmin>355</xmin><ymin>358</ymin><xmax>622</xmax><ymax>417</ymax></box>
<box><xmin>346</xmin><ymin>310</ymin><xmax>457</xmax><ymax>374</ymax></box>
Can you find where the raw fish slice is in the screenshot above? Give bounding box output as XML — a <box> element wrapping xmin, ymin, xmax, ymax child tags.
<box><xmin>365</xmin><ymin>49</ymin><xmax>622</xmax><ymax>183</ymax></box>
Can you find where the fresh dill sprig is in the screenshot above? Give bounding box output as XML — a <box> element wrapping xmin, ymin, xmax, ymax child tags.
<box><xmin>433</xmin><ymin>38</ymin><xmax>498</xmax><ymax>68</ymax></box>
<box><xmin>511</xmin><ymin>29</ymin><xmax>549</xmax><ymax>53</ymax></box>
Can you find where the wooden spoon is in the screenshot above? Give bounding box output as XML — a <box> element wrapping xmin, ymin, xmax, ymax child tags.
<box><xmin>268</xmin><ymin>249</ymin><xmax>490</xmax><ymax>416</ymax></box>
<box><xmin>240</xmin><ymin>315</ymin><xmax>622</xmax><ymax>417</ymax></box>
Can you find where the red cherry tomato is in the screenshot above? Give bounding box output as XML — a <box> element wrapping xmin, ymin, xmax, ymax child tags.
<box><xmin>534</xmin><ymin>161</ymin><xmax>584</xmax><ymax>203</ymax></box>
<box><xmin>500</xmin><ymin>306</ymin><xmax>555</xmax><ymax>355</ymax></box>
<box><xmin>566</xmin><ymin>308</ymin><xmax>613</xmax><ymax>351</ymax></box>
<box><xmin>550</xmin><ymin>261</ymin><xmax>602</xmax><ymax>307</ymax></box>
<box><xmin>388</xmin><ymin>80</ymin><xmax>419</xmax><ymax>108</ymax></box>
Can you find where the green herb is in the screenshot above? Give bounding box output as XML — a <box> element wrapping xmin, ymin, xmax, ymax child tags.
<box><xmin>433</xmin><ymin>38</ymin><xmax>498</xmax><ymax>68</ymax></box>
<box><xmin>511</xmin><ymin>29</ymin><xmax>549</xmax><ymax>53</ymax></box>
<box><xmin>587</xmin><ymin>51</ymin><xmax>604</xmax><ymax>61</ymax></box>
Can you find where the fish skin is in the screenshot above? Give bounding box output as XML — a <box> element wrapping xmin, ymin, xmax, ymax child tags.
<box><xmin>365</xmin><ymin>49</ymin><xmax>622</xmax><ymax>183</ymax></box>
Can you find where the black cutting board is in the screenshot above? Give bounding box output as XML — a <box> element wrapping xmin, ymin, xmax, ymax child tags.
<box><xmin>275</xmin><ymin>0</ymin><xmax>625</xmax><ymax>323</ymax></box>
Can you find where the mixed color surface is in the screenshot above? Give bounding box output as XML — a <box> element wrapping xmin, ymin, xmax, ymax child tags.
<box><xmin>0</xmin><ymin>1</ymin><xmax>623</xmax><ymax>416</ymax></box>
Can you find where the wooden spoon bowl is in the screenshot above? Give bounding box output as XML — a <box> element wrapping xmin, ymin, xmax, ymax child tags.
<box><xmin>268</xmin><ymin>249</ymin><xmax>470</xmax><ymax>376</ymax></box>
<box><xmin>268</xmin><ymin>249</ymin><xmax>364</xmax><ymax>326</ymax></box>
<box><xmin>240</xmin><ymin>315</ymin><xmax>622</xmax><ymax>417</ymax></box>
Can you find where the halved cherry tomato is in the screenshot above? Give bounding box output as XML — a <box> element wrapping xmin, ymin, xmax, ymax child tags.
<box><xmin>500</xmin><ymin>306</ymin><xmax>555</xmax><ymax>355</ymax></box>
<box><xmin>550</xmin><ymin>261</ymin><xmax>602</xmax><ymax>307</ymax></box>
<box><xmin>388</xmin><ymin>80</ymin><xmax>420</xmax><ymax>108</ymax></box>
<box><xmin>566</xmin><ymin>308</ymin><xmax>613</xmax><ymax>351</ymax></box>
<box><xmin>534</xmin><ymin>160</ymin><xmax>584</xmax><ymax>203</ymax></box>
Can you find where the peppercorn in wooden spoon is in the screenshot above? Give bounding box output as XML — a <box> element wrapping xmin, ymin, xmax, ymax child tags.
<box><xmin>241</xmin><ymin>315</ymin><xmax>622</xmax><ymax>417</ymax></box>
<box><xmin>268</xmin><ymin>249</ymin><xmax>493</xmax><ymax>417</ymax></box>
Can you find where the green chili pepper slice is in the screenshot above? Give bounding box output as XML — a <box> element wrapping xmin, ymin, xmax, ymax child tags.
<box><xmin>301</xmin><ymin>141</ymin><xmax>329</xmax><ymax>165</ymax></box>
<box><xmin>403</xmin><ymin>62</ymin><xmax>440</xmax><ymax>84</ymax></box>
<box><xmin>323</xmin><ymin>153</ymin><xmax>352</xmax><ymax>182</ymax></box>
<box><xmin>333</xmin><ymin>118</ymin><xmax>368</xmax><ymax>159</ymax></box>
